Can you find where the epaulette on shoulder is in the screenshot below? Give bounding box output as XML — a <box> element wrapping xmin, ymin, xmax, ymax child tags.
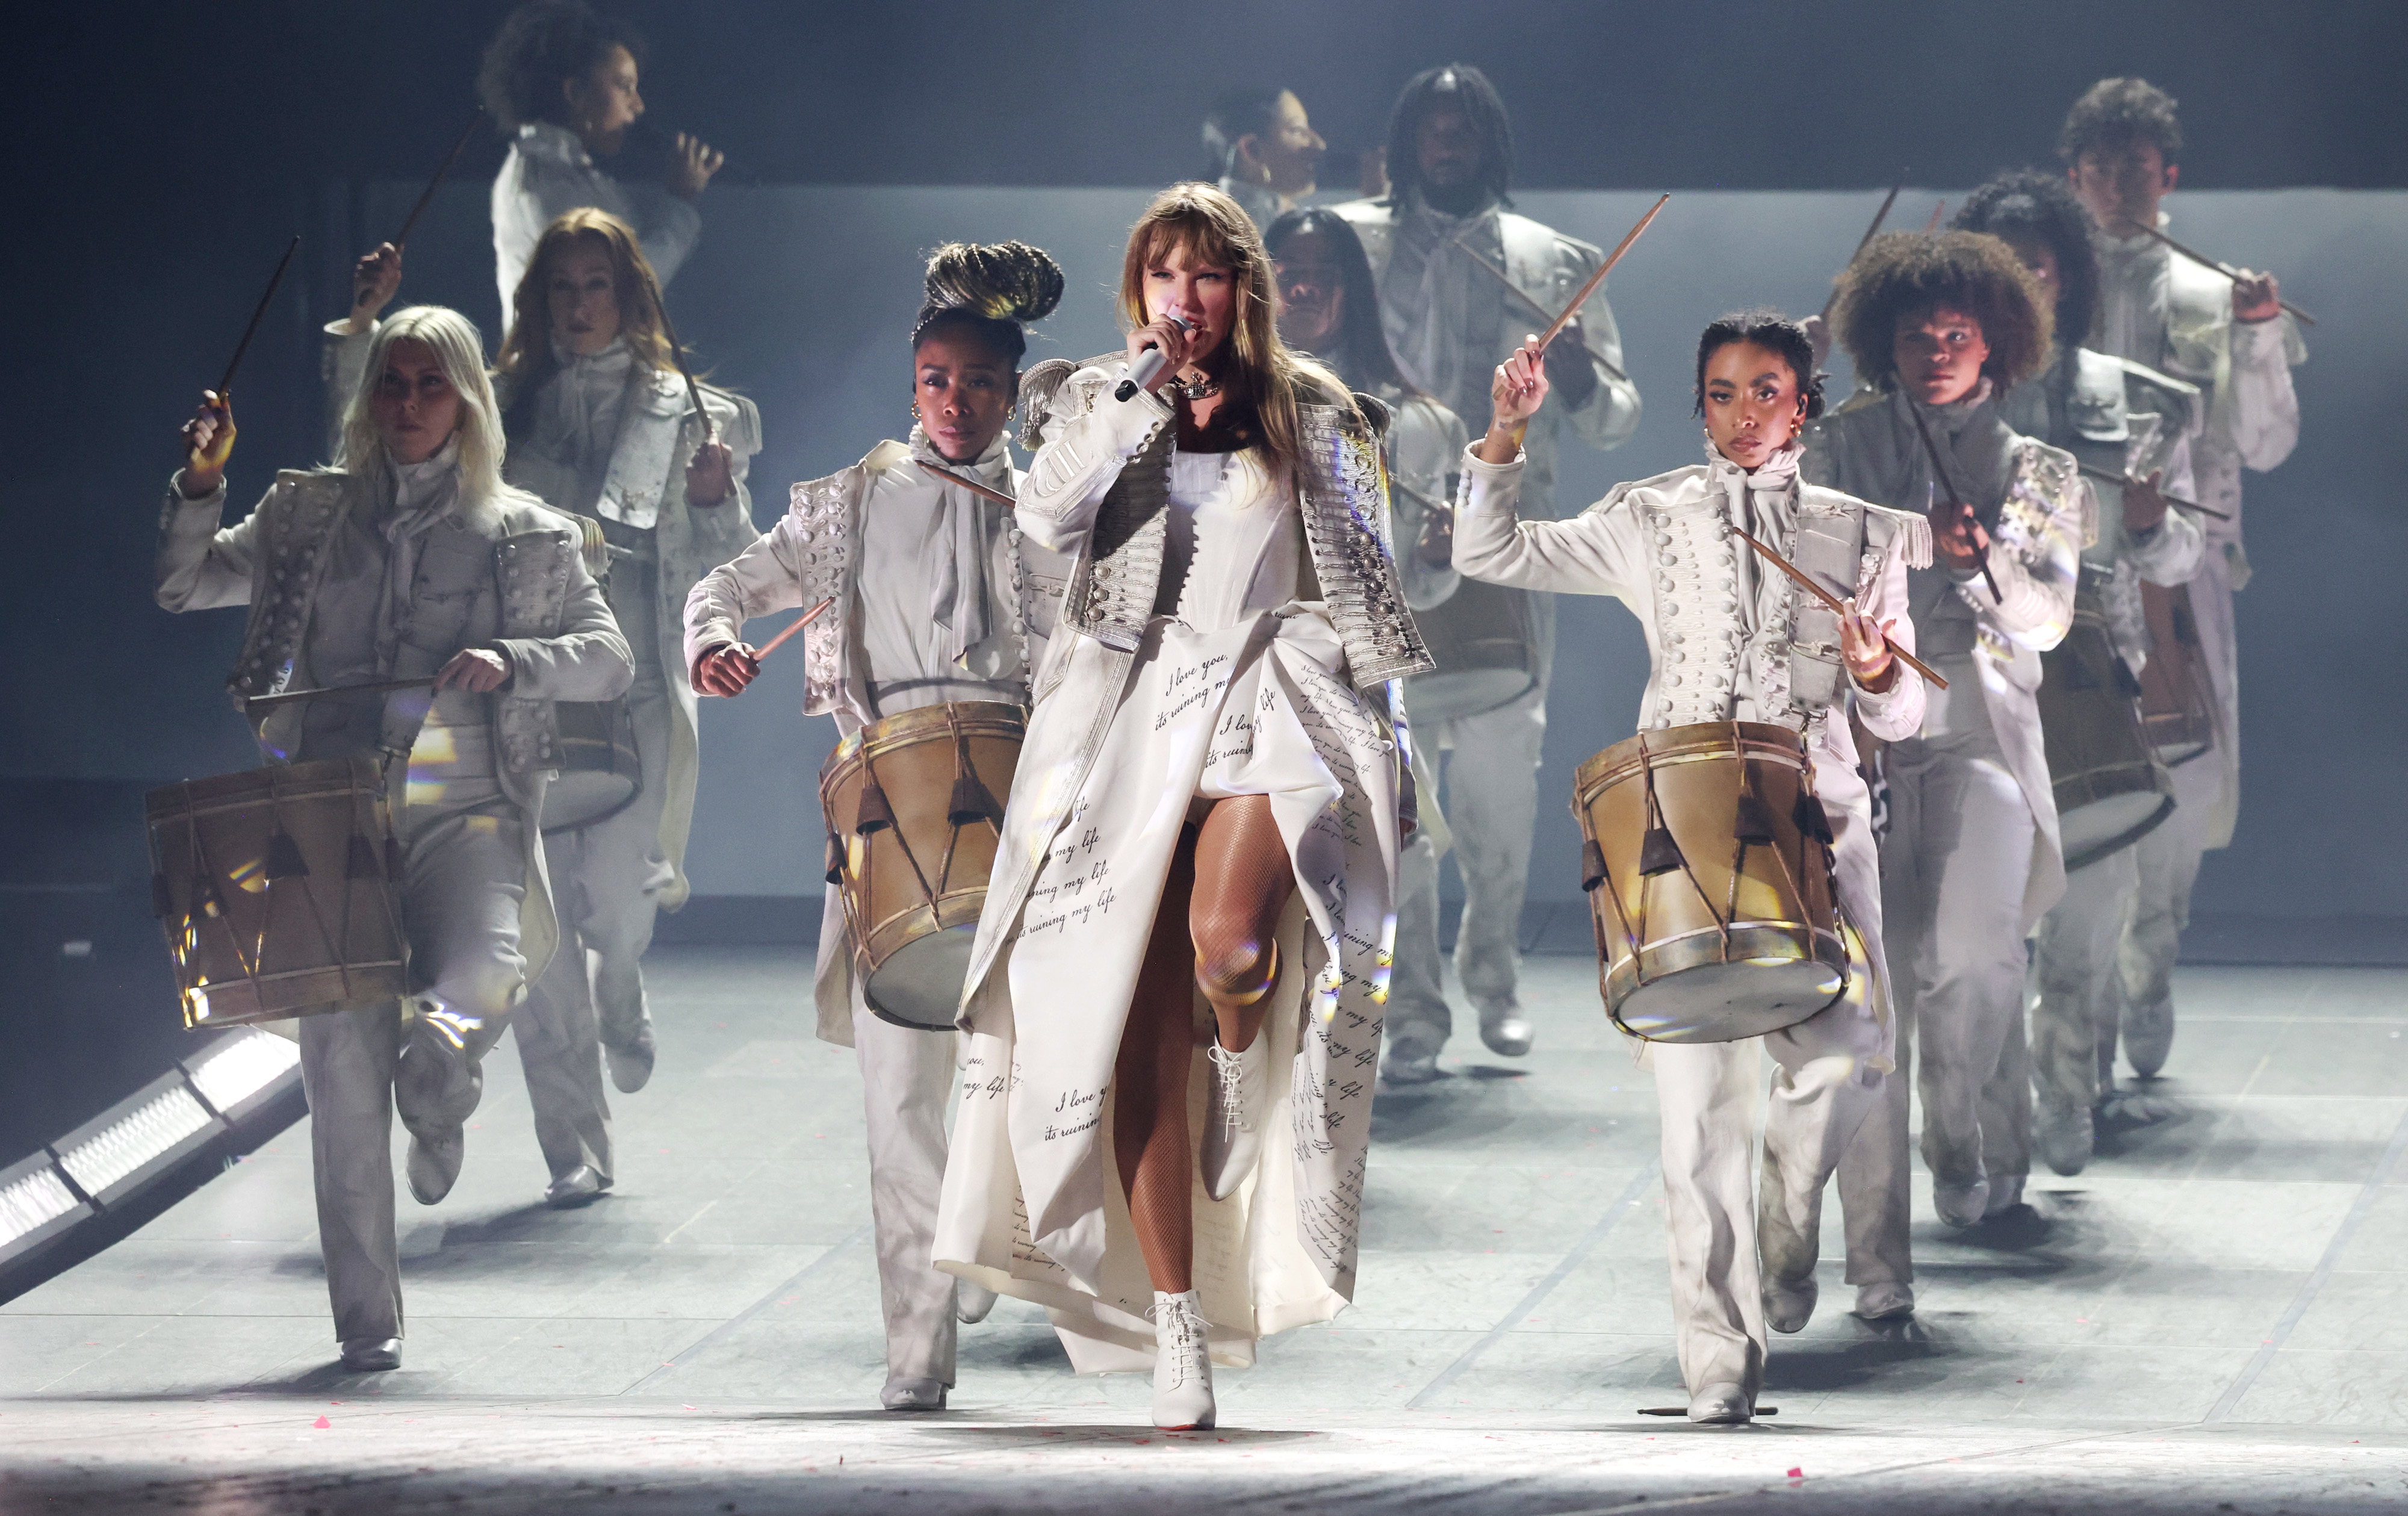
<box><xmin>1016</xmin><ymin>357</ymin><xmax>1082</xmax><ymax>450</ymax></box>
<box><xmin>1862</xmin><ymin>501</ymin><xmax>1934</xmax><ymax>570</ymax></box>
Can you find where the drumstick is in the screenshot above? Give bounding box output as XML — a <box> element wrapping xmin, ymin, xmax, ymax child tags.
<box><xmin>1724</xmin><ymin>524</ymin><xmax>1948</xmax><ymax>691</ymax></box>
<box><xmin>1922</xmin><ymin>198</ymin><xmax>1947</xmax><ymax>235</ymax></box>
<box><xmin>2137</xmin><ymin>223</ymin><xmax>2317</xmax><ymax>326</ymax></box>
<box><xmin>355</xmin><ymin>109</ymin><xmax>483</xmax><ymax>311</ymax></box>
<box><xmin>1454</xmin><ymin>243</ymin><xmax>1631</xmax><ymax>383</ymax></box>
<box><xmin>1902</xmin><ymin>395</ymin><xmax>2005</xmax><ymax>602</ymax></box>
<box><xmin>1819</xmin><ymin>172</ymin><xmax>1907</xmax><ymax>322</ymax></box>
<box><xmin>2073</xmin><ymin>461</ymin><xmax>2232</xmax><ymax>521</ymax></box>
<box><xmin>1536</xmin><ymin>193</ymin><xmax>1670</xmax><ymax>351</ymax></box>
<box><xmin>219</xmin><ymin>235</ymin><xmax>301</xmax><ymax>399</ymax></box>
<box><xmin>751</xmin><ymin>596</ymin><xmax>837</xmax><ymax>662</ymax></box>
<box><xmin>654</xmin><ymin>302</ymin><xmax>716</xmax><ymax>445</ymax></box>
<box><xmin>244</xmin><ymin>676</ymin><xmax>435</xmax><ymax>713</ymax></box>
<box><xmin>920</xmin><ymin>461</ymin><xmax>1016</xmax><ymax>507</ymax></box>
<box><xmin>1502</xmin><ymin>194</ymin><xmax>1668</xmax><ymax>448</ymax></box>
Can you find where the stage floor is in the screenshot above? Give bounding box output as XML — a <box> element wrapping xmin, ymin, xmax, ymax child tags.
<box><xmin>4</xmin><ymin>950</ymin><xmax>2405</xmax><ymax>1512</ymax></box>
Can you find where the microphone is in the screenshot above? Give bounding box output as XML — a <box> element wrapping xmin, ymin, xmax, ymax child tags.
<box><xmin>1115</xmin><ymin>312</ymin><xmax>1196</xmax><ymax>402</ymax></box>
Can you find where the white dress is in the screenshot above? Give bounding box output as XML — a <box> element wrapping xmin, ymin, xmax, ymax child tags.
<box><xmin>932</xmin><ymin>415</ymin><xmax>1406</xmax><ymax>1374</ymax></box>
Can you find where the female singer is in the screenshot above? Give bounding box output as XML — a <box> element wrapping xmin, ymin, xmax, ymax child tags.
<box><xmin>929</xmin><ymin>184</ymin><xmax>1428</xmax><ymax>1431</ymax></box>
<box><xmin>157</xmin><ymin>308</ymin><xmax>631</xmax><ymax>1370</ymax></box>
<box><xmin>683</xmin><ymin>242</ymin><xmax>1069</xmax><ymax>1411</ymax></box>
<box><xmin>1454</xmin><ymin>312</ymin><xmax>1925</xmax><ymax>1423</ymax></box>
<box><xmin>339</xmin><ymin>209</ymin><xmax>757</xmax><ymax>1209</ymax></box>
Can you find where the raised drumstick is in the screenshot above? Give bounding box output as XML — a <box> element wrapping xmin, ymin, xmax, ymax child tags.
<box><xmin>1536</xmin><ymin>193</ymin><xmax>1670</xmax><ymax>351</ymax></box>
<box><xmin>2137</xmin><ymin>224</ymin><xmax>2317</xmax><ymax>326</ymax></box>
<box><xmin>219</xmin><ymin>235</ymin><xmax>301</xmax><ymax>399</ymax></box>
<box><xmin>1819</xmin><ymin>172</ymin><xmax>1907</xmax><ymax>322</ymax></box>
<box><xmin>355</xmin><ymin>110</ymin><xmax>484</xmax><ymax>311</ymax></box>
<box><xmin>1724</xmin><ymin>524</ymin><xmax>1948</xmax><ymax>691</ymax></box>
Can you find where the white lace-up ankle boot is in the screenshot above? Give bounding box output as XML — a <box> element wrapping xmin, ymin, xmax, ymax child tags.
<box><xmin>1200</xmin><ymin>1033</ymin><xmax>1269</xmax><ymax>1201</ymax></box>
<box><xmin>1150</xmin><ymin>1289</ymin><xmax>1216</xmax><ymax>1430</ymax></box>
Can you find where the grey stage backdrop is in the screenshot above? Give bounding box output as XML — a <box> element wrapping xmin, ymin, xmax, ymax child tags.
<box><xmin>86</xmin><ymin>183</ymin><xmax>2408</xmax><ymax>920</ymax></box>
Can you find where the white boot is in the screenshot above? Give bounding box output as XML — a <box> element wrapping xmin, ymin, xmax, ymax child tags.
<box><xmin>1150</xmin><ymin>1289</ymin><xmax>1216</xmax><ymax>1430</ymax></box>
<box><xmin>1200</xmin><ymin>1033</ymin><xmax>1269</xmax><ymax>1202</ymax></box>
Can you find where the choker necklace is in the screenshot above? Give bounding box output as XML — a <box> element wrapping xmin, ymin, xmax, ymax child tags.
<box><xmin>1174</xmin><ymin>372</ymin><xmax>1222</xmax><ymax>402</ymax></box>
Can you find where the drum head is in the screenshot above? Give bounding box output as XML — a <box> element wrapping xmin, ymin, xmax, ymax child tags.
<box><xmin>864</xmin><ymin>927</ymin><xmax>976</xmax><ymax>1031</ymax></box>
<box><xmin>1613</xmin><ymin>960</ymin><xmax>1845</xmax><ymax>1045</ymax></box>
<box><xmin>2058</xmin><ymin>791</ymin><xmax>2177</xmax><ymax>874</ymax></box>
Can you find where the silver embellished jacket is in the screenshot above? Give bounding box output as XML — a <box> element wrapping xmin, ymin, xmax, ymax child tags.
<box><xmin>155</xmin><ymin>467</ymin><xmax>634</xmax><ymax>810</ymax></box>
<box><xmin>1013</xmin><ymin>355</ymin><xmax>1432</xmax><ymax>689</ymax></box>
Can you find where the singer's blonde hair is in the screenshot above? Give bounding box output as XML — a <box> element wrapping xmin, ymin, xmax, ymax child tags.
<box><xmin>336</xmin><ymin>305</ymin><xmax>512</xmax><ymax>504</ymax></box>
<box><xmin>1117</xmin><ymin>182</ymin><xmax>1358</xmax><ymax>473</ymax></box>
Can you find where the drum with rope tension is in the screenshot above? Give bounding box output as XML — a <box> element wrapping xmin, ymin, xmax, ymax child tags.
<box><xmin>1572</xmin><ymin>721</ymin><xmax>1847</xmax><ymax>1043</ymax></box>
<box><xmin>820</xmin><ymin>701</ymin><xmax>1026</xmax><ymax>1030</ymax></box>
<box><xmin>145</xmin><ymin>756</ymin><xmax>407</xmax><ymax>1028</ymax></box>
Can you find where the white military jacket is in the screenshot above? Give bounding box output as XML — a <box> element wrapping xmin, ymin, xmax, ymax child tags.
<box><xmin>1802</xmin><ymin>385</ymin><xmax>2088</xmax><ymax>932</ymax></box>
<box><xmin>1453</xmin><ymin>440</ymin><xmax>1929</xmax><ymax>763</ymax></box>
<box><xmin>2091</xmin><ymin>213</ymin><xmax>2304</xmax><ymax>550</ymax></box>
<box><xmin>328</xmin><ymin>323</ymin><xmax>761</xmax><ymax>906</ymax></box>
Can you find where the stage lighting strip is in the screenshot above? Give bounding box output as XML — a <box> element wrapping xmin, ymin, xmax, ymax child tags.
<box><xmin>187</xmin><ymin>1030</ymin><xmax>302</xmax><ymax>1116</ymax></box>
<box><xmin>0</xmin><ymin>1166</ymin><xmax>82</xmax><ymax>1251</ymax></box>
<box><xmin>54</xmin><ymin>1086</ymin><xmax>217</xmax><ymax>1200</ymax></box>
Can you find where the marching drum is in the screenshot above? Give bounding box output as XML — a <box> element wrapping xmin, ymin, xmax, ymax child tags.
<box><xmin>1403</xmin><ymin>576</ymin><xmax>1541</xmax><ymax>724</ymax></box>
<box><xmin>542</xmin><ymin>698</ymin><xmax>642</xmax><ymax>833</ymax></box>
<box><xmin>146</xmin><ymin>756</ymin><xmax>407</xmax><ymax>1029</ymax></box>
<box><xmin>821</xmin><ymin>701</ymin><xmax>1025</xmax><ymax>1030</ymax></box>
<box><xmin>2037</xmin><ymin>580</ymin><xmax>2174</xmax><ymax>872</ymax></box>
<box><xmin>2136</xmin><ymin>580</ymin><xmax>2217</xmax><ymax>768</ymax></box>
<box><xmin>1572</xmin><ymin>721</ymin><xmax>1848</xmax><ymax>1043</ymax></box>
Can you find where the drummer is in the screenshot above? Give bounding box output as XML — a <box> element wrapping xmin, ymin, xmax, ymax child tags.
<box><xmin>1953</xmin><ymin>173</ymin><xmax>2206</xmax><ymax>1175</ymax></box>
<box><xmin>1807</xmin><ymin>232</ymin><xmax>2087</xmax><ymax>1297</ymax></box>
<box><xmin>336</xmin><ymin>210</ymin><xmax>758</xmax><ymax>1208</ymax></box>
<box><xmin>683</xmin><ymin>241</ymin><xmax>1069</xmax><ymax>1412</ymax></box>
<box><xmin>1453</xmin><ymin>312</ymin><xmax>1928</xmax><ymax>1424</ymax></box>
<box><xmin>157</xmin><ymin>306</ymin><xmax>633</xmax><ymax>1372</ymax></box>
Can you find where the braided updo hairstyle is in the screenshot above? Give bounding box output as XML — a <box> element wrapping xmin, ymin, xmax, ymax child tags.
<box><xmin>911</xmin><ymin>241</ymin><xmax>1065</xmax><ymax>368</ymax></box>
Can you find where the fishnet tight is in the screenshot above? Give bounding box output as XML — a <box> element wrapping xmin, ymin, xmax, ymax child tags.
<box><xmin>1112</xmin><ymin>795</ymin><xmax>1294</xmax><ymax>1293</ymax></box>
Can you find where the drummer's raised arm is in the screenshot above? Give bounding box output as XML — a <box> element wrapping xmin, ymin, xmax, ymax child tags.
<box><xmin>157</xmin><ymin>393</ymin><xmax>265</xmax><ymax>615</ymax></box>
<box><xmin>1451</xmin><ymin>447</ymin><xmax>1646</xmax><ymax>606</ymax></box>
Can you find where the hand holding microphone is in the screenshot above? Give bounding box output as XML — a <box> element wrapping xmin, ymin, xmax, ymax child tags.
<box><xmin>1117</xmin><ymin>304</ymin><xmax>1197</xmax><ymax>402</ymax></box>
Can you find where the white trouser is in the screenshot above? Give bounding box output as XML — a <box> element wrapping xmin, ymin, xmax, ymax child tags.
<box><xmin>855</xmin><ymin>1000</ymin><xmax>960</xmax><ymax>1385</ymax></box>
<box><xmin>517</xmin><ymin>562</ymin><xmax>676</xmax><ymax>1178</ymax></box>
<box><xmin>2031</xmin><ymin>847</ymin><xmax>2140</xmax><ymax>1113</ymax></box>
<box><xmin>300</xmin><ymin>788</ymin><xmax>529</xmax><ymax>1345</ymax></box>
<box><xmin>1652</xmin><ymin>996</ymin><xmax>1888</xmax><ymax>1398</ymax></box>
<box><xmin>2122</xmin><ymin>545</ymin><xmax>2236</xmax><ymax>1025</ymax></box>
<box><xmin>2121</xmin><ymin>745</ymin><xmax>2223</xmax><ymax>1029</ymax></box>
<box><xmin>1840</xmin><ymin>725</ymin><xmax>2035</xmax><ymax>1276</ymax></box>
<box><xmin>1656</xmin><ymin>745</ymin><xmax>1891</xmax><ymax>1397</ymax></box>
<box><xmin>1385</xmin><ymin>691</ymin><xmax>1545</xmax><ymax>1055</ymax></box>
